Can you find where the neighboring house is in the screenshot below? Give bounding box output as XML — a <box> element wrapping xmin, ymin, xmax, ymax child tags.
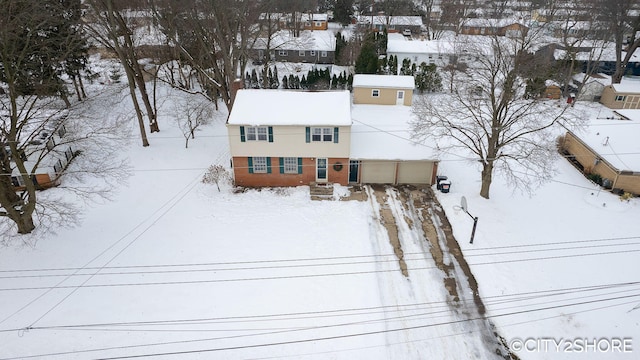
<box><xmin>600</xmin><ymin>81</ymin><xmax>640</xmax><ymax>109</ymax></box>
<box><xmin>460</xmin><ymin>18</ymin><xmax>528</xmax><ymax>37</ymax></box>
<box><xmin>562</xmin><ymin>109</ymin><xmax>640</xmax><ymax>195</ymax></box>
<box><xmin>9</xmin><ymin>121</ymin><xmax>74</xmax><ymax>191</ymax></box>
<box><xmin>352</xmin><ymin>74</ymin><xmax>415</xmax><ymax>106</ymax></box>
<box><xmin>257</xmin><ymin>12</ymin><xmax>329</xmax><ymax>31</ymax></box>
<box><xmin>251</xmin><ymin>30</ymin><xmax>336</xmax><ymax>64</ymax></box>
<box><xmin>356</xmin><ymin>15</ymin><xmax>423</xmax><ymax>34</ymax></box>
<box><xmin>227</xmin><ymin>90</ymin><xmax>352</xmax><ymax>187</ymax></box>
<box><xmin>572</xmin><ymin>73</ymin><xmax>607</xmax><ymax>101</ymax></box>
<box><xmin>301</xmin><ymin>13</ymin><xmax>328</xmax><ymax>31</ymax></box>
<box><xmin>386</xmin><ymin>34</ymin><xmax>452</xmax><ymax>67</ymax></box>
<box><xmin>545</xmin><ymin>42</ymin><xmax>640</xmax><ymax>76</ymax></box>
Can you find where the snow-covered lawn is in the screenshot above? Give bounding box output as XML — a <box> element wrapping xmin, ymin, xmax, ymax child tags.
<box><xmin>0</xmin><ymin>84</ymin><xmax>638</xmax><ymax>360</ymax></box>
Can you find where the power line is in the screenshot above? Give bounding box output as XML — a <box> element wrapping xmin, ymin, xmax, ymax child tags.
<box><xmin>1</xmin><ymin>248</ymin><xmax>639</xmax><ymax>293</ymax></box>
<box><xmin>1</xmin><ymin>236</ymin><xmax>637</xmax><ymax>276</ymax></box>
<box><xmin>0</xmin><ymin>239</ymin><xmax>638</xmax><ymax>280</ymax></box>
<box><xmin>3</xmin><ymin>291</ymin><xmax>637</xmax><ymax>360</ymax></box>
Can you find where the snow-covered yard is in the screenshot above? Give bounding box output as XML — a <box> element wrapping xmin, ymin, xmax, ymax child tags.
<box><xmin>0</xmin><ymin>82</ymin><xmax>638</xmax><ymax>359</ymax></box>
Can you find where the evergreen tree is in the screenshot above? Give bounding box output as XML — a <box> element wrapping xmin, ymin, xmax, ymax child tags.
<box><xmin>415</xmin><ymin>63</ymin><xmax>442</xmax><ymax>93</ymax></box>
<box><xmin>334</xmin><ymin>0</ymin><xmax>354</xmax><ymax>26</ymax></box>
<box><xmin>250</xmin><ymin>69</ymin><xmax>259</xmax><ymax>89</ymax></box>
<box><xmin>355</xmin><ymin>33</ymin><xmax>379</xmax><ymax>74</ymax></box>
<box><xmin>388</xmin><ymin>55</ymin><xmax>398</xmax><ymax>75</ymax></box>
<box><xmin>301</xmin><ymin>75</ymin><xmax>308</xmax><ymax>89</ymax></box>
<box><xmin>400</xmin><ymin>58</ymin><xmax>412</xmax><ymax>75</ymax></box>
<box><xmin>282</xmin><ymin>75</ymin><xmax>289</xmax><ymax>89</ymax></box>
<box><xmin>272</xmin><ymin>66</ymin><xmax>280</xmax><ymax>89</ymax></box>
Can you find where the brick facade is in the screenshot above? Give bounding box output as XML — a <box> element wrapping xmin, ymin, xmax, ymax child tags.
<box><xmin>232</xmin><ymin>157</ymin><xmax>349</xmax><ymax>187</ymax></box>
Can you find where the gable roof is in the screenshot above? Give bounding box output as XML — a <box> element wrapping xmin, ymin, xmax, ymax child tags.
<box><xmin>352</xmin><ymin>75</ymin><xmax>415</xmax><ymax>89</ymax></box>
<box><xmin>228</xmin><ymin>90</ymin><xmax>351</xmax><ymax>126</ymax></box>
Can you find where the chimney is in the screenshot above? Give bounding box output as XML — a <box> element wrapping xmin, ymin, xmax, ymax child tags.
<box><xmin>229</xmin><ymin>78</ymin><xmax>244</xmax><ymax>112</ymax></box>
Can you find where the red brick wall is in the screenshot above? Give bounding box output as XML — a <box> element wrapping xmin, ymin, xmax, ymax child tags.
<box><xmin>232</xmin><ymin>157</ymin><xmax>349</xmax><ymax>187</ymax></box>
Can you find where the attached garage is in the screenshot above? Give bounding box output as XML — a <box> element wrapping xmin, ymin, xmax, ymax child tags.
<box><xmin>397</xmin><ymin>161</ymin><xmax>435</xmax><ymax>184</ymax></box>
<box><xmin>357</xmin><ymin>160</ymin><xmax>437</xmax><ymax>185</ymax></box>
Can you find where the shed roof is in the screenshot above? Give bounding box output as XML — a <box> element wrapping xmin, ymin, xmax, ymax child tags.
<box><xmin>352</xmin><ymin>75</ymin><xmax>415</xmax><ymax>89</ymax></box>
<box><xmin>227</xmin><ymin>90</ymin><xmax>352</xmax><ymax>126</ymax></box>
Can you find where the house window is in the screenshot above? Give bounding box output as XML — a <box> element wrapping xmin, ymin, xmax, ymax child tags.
<box><xmin>252</xmin><ymin>157</ymin><xmax>268</xmax><ymax>173</ymax></box>
<box><xmin>283</xmin><ymin>157</ymin><xmax>298</xmax><ymax>174</ymax></box>
<box><xmin>321</xmin><ymin>51</ymin><xmax>327</xmax><ymax>57</ymax></box>
<box><xmin>299</xmin><ymin>50</ymin><xmax>305</xmax><ymax>56</ymax></box>
<box><xmin>615</xmin><ymin>95</ymin><xmax>626</xmax><ymax>101</ymax></box>
<box><xmin>311</xmin><ymin>127</ymin><xmax>333</xmax><ymax>142</ymax></box>
<box><xmin>278</xmin><ymin>50</ymin><xmax>288</xmax><ymax>56</ymax></box>
<box><xmin>310</xmin><ymin>50</ymin><xmax>316</xmax><ymax>56</ymax></box>
<box><xmin>246</xmin><ymin>126</ymin><xmax>268</xmax><ymax>141</ymax></box>
<box><xmin>372</xmin><ymin>89</ymin><xmax>380</xmax><ymax>97</ymax></box>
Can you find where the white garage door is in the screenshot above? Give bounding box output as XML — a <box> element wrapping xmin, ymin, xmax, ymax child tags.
<box><xmin>360</xmin><ymin>161</ymin><xmax>396</xmax><ymax>183</ymax></box>
<box><xmin>397</xmin><ymin>161</ymin><xmax>433</xmax><ymax>184</ymax></box>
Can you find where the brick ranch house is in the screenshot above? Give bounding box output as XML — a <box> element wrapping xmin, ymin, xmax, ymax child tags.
<box><xmin>561</xmin><ymin>109</ymin><xmax>640</xmax><ymax>195</ymax></box>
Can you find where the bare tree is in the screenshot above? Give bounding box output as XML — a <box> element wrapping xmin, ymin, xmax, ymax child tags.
<box><xmin>171</xmin><ymin>95</ymin><xmax>213</xmax><ymax>148</ymax></box>
<box><xmin>411</xmin><ymin>36</ymin><xmax>583</xmax><ymax>199</ymax></box>
<box><xmin>84</xmin><ymin>0</ymin><xmax>160</xmax><ymax>148</ymax></box>
<box><xmin>202</xmin><ymin>164</ymin><xmax>232</xmax><ymax>192</ymax></box>
<box><xmin>594</xmin><ymin>0</ymin><xmax>640</xmax><ymax>83</ymax></box>
<box><xmin>151</xmin><ymin>0</ymin><xmax>262</xmax><ymax>112</ymax></box>
<box><xmin>0</xmin><ymin>0</ymin><xmax>130</xmax><ymax>238</ymax></box>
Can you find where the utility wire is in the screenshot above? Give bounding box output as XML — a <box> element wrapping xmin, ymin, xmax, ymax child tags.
<box><xmin>0</xmin><ymin>248</ymin><xmax>638</xmax><ymax>293</ymax></box>
<box><xmin>1</xmin><ymin>236</ymin><xmax>637</xmax><ymax>275</ymax></box>
<box><xmin>2</xmin><ymin>292</ymin><xmax>637</xmax><ymax>360</ymax></box>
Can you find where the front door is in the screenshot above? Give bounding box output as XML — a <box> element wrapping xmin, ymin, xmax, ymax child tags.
<box><xmin>316</xmin><ymin>158</ymin><xmax>328</xmax><ymax>182</ymax></box>
<box><xmin>396</xmin><ymin>90</ymin><xmax>405</xmax><ymax>105</ymax></box>
<box><xmin>349</xmin><ymin>160</ymin><xmax>359</xmax><ymax>183</ymax></box>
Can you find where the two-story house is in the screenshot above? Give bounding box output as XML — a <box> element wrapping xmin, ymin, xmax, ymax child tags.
<box><xmin>227</xmin><ymin>90</ymin><xmax>351</xmax><ymax>187</ymax></box>
<box><xmin>227</xmin><ymin>76</ymin><xmax>440</xmax><ymax>188</ymax></box>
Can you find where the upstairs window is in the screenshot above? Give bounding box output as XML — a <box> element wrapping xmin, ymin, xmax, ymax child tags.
<box><xmin>312</xmin><ymin>127</ymin><xmax>333</xmax><ymax>142</ymax></box>
<box><xmin>246</xmin><ymin>126</ymin><xmax>268</xmax><ymax>141</ymax></box>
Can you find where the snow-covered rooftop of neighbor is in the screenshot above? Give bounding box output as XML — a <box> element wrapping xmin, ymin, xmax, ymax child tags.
<box><xmin>572</xmin><ymin>72</ymin><xmax>609</xmax><ymax>86</ymax></box>
<box><xmin>610</xmin><ymin>77</ymin><xmax>640</xmax><ymax>93</ymax></box>
<box><xmin>462</xmin><ymin>18</ymin><xmax>527</xmax><ymax>27</ymax></box>
<box><xmin>554</xmin><ymin>42</ymin><xmax>640</xmax><ymax>62</ymax></box>
<box><xmin>356</xmin><ymin>15</ymin><xmax>423</xmax><ymax>26</ymax></box>
<box><xmin>352</xmin><ymin>74</ymin><xmax>416</xmax><ymax>89</ymax></box>
<box><xmin>571</xmin><ymin>108</ymin><xmax>640</xmax><ymax>171</ymax></box>
<box><xmin>386</xmin><ymin>33</ymin><xmax>497</xmax><ymax>56</ymax></box>
<box><xmin>253</xmin><ymin>30</ymin><xmax>336</xmax><ymax>51</ymax></box>
<box><xmin>227</xmin><ymin>90</ymin><xmax>352</xmax><ymax>126</ymax></box>
<box><xmin>350</xmin><ymin>104</ymin><xmax>437</xmax><ymax>161</ymax></box>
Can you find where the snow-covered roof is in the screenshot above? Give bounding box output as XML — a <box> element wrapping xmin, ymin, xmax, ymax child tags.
<box><xmin>227</xmin><ymin>90</ymin><xmax>351</xmax><ymax>126</ymax></box>
<box><xmin>571</xmin><ymin>109</ymin><xmax>640</xmax><ymax>171</ymax></box>
<box><xmin>463</xmin><ymin>18</ymin><xmax>527</xmax><ymax>28</ymax></box>
<box><xmin>352</xmin><ymin>75</ymin><xmax>415</xmax><ymax>89</ymax></box>
<box><xmin>386</xmin><ymin>33</ymin><xmax>496</xmax><ymax>57</ymax></box>
<box><xmin>253</xmin><ymin>30</ymin><xmax>336</xmax><ymax>51</ymax></box>
<box><xmin>553</xmin><ymin>42</ymin><xmax>640</xmax><ymax>62</ymax></box>
<box><xmin>572</xmin><ymin>73</ymin><xmax>609</xmax><ymax>86</ymax></box>
<box><xmin>350</xmin><ymin>105</ymin><xmax>436</xmax><ymax>160</ymax></box>
<box><xmin>356</xmin><ymin>15</ymin><xmax>423</xmax><ymax>27</ymax></box>
<box><xmin>611</xmin><ymin>78</ymin><xmax>640</xmax><ymax>94</ymax></box>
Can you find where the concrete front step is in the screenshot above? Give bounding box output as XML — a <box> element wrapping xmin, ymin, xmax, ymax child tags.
<box><xmin>309</xmin><ymin>182</ymin><xmax>334</xmax><ymax>196</ymax></box>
